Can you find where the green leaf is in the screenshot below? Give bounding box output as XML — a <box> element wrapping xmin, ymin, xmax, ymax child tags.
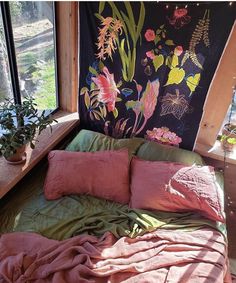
<box><xmin>116</xmin><ymin>97</ymin><xmax>122</xmax><ymax>102</ymax></box>
<box><xmin>136</xmin><ymin>2</ymin><xmax>145</xmax><ymax>42</ymax></box>
<box><xmin>89</xmin><ymin>66</ymin><xmax>98</xmax><ymax>76</ymax></box>
<box><xmin>165</xmin><ymin>39</ymin><xmax>175</xmax><ymax>46</ymax></box>
<box><xmin>98</xmin><ymin>2</ymin><xmax>105</xmax><ymax>14</ymax></box>
<box><xmin>80</xmin><ymin>87</ymin><xmax>89</xmax><ymax>95</ymax></box>
<box><xmin>186</xmin><ymin>73</ymin><xmax>201</xmax><ymax>94</ymax></box>
<box><xmin>113</xmin><ymin>107</ymin><xmax>118</xmax><ymax>118</ymax></box>
<box><xmin>98</xmin><ymin>61</ymin><xmax>104</xmax><ymax>71</ymax></box>
<box><xmin>156</xmin><ymin>28</ymin><xmax>162</xmax><ymax>35</ymax></box>
<box><xmin>84</xmin><ymin>91</ymin><xmax>90</xmax><ymax>109</ymax></box>
<box><xmin>154</xmin><ymin>35</ymin><xmax>161</xmax><ymax>45</ymax></box>
<box><xmin>153</xmin><ymin>54</ymin><xmax>164</xmax><ymax>72</ymax></box>
<box><xmin>165</xmin><ymin>67</ymin><xmax>185</xmax><ymax>86</ymax></box>
<box><xmin>94</xmin><ymin>13</ymin><xmax>104</xmax><ymax>21</ymax></box>
<box><xmin>160</xmin><ymin>24</ymin><xmax>164</xmax><ymax>29</ymax></box>
<box><xmin>125</xmin><ymin>100</ymin><xmax>137</xmax><ymax>109</ymax></box>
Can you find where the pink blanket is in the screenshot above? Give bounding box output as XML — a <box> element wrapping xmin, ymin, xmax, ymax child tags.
<box><xmin>0</xmin><ymin>228</ymin><xmax>231</xmax><ymax>283</ymax></box>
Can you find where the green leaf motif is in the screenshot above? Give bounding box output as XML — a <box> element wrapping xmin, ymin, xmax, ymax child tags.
<box><xmin>98</xmin><ymin>2</ymin><xmax>105</xmax><ymax>14</ymax></box>
<box><xmin>165</xmin><ymin>39</ymin><xmax>175</xmax><ymax>46</ymax></box>
<box><xmin>89</xmin><ymin>66</ymin><xmax>98</xmax><ymax>76</ymax></box>
<box><xmin>165</xmin><ymin>67</ymin><xmax>185</xmax><ymax>86</ymax></box>
<box><xmin>126</xmin><ymin>100</ymin><xmax>137</xmax><ymax>110</ymax></box>
<box><xmin>153</xmin><ymin>54</ymin><xmax>164</xmax><ymax>72</ymax></box>
<box><xmin>113</xmin><ymin>107</ymin><xmax>119</xmax><ymax>118</ymax></box>
<box><xmin>154</xmin><ymin>35</ymin><xmax>161</xmax><ymax>45</ymax></box>
<box><xmin>84</xmin><ymin>91</ymin><xmax>90</xmax><ymax>109</ymax></box>
<box><xmin>80</xmin><ymin>87</ymin><xmax>88</xmax><ymax>95</ymax></box>
<box><xmin>186</xmin><ymin>73</ymin><xmax>201</xmax><ymax>94</ymax></box>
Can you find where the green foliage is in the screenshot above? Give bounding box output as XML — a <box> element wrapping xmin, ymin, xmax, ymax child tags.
<box><xmin>0</xmin><ymin>96</ymin><xmax>56</xmax><ymax>158</ymax></box>
<box><xmin>31</xmin><ymin>61</ymin><xmax>56</xmax><ymax>109</ymax></box>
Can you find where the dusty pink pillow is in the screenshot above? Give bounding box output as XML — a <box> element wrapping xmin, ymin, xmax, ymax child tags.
<box><xmin>130</xmin><ymin>158</ymin><xmax>224</xmax><ymax>222</ymax></box>
<box><xmin>44</xmin><ymin>149</ymin><xmax>130</xmax><ymax>203</ymax></box>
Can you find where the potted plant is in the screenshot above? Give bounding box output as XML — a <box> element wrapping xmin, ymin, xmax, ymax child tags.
<box><xmin>0</xmin><ymin>97</ymin><xmax>56</xmax><ymax>164</ymax></box>
<box><xmin>220</xmin><ymin>123</ymin><xmax>236</xmax><ymax>152</ymax></box>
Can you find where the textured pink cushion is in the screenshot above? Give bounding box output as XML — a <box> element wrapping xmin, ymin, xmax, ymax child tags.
<box><xmin>44</xmin><ymin>149</ymin><xmax>130</xmax><ymax>203</ymax></box>
<box><xmin>130</xmin><ymin>158</ymin><xmax>224</xmax><ymax>222</ymax></box>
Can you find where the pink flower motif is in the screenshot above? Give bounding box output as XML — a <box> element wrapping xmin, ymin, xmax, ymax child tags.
<box><xmin>146</xmin><ymin>127</ymin><xmax>182</xmax><ymax>146</ymax></box>
<box><xmin>145</xmin><ymin>29</ymin><xmax>156</xmax><ymax>42</ymax></box>
<box><xmin>174</xmin><ymin>46</ymin><xmax>183</xmax><ymax>56</ymax></box>
<box><xmin>141</xmin><ymin>80</ymin><xmax>160</xmax><ymax>119</ymax></box>
<box><xmin>146</xmin><ymin>51</ymin><xmax>156</xmax><ymax>59</ymax></box>
<box><xmin>168</xmin><ymin>8</ymin><xmax>191</xmax><ymax>29</ymax></box>
<box><xmin>92</xmin><ymin>67</ymin><xmax>120</xmax><ymax>112</ymax></box>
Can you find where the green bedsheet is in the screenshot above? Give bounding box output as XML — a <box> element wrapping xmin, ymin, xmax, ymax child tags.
<box><xmin>6</xmin><ymin>192</ymin><xmax>225</xmax><ymax>241</ymax></box>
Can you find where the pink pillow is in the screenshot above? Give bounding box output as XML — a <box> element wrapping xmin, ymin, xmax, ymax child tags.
<box><xmin>44</xmin><ymin>149</ymin><xmax>130</xmax><ymax>203</ymax></box>
<box><xmin>130</xmin><ymin>158</ymin><xmax>224</xmax><ymax>222</ymax></box>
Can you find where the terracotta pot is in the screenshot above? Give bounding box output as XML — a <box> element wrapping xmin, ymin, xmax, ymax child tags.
<box><xmin>221</xmin><ymin>124</ymin><xmax>236</xmax><ymax>152</ymax></box>
<box><xmin>4</xmin><ymin>145</ymin><xmax>27</xmax><ymax>165</ymax></box>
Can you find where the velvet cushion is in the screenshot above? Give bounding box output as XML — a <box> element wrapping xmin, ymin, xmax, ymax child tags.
<box><xmin>136</xmin><ymin>141</ymin><xmax>204</xmax><ymax>165</ymax></box>
<box><xmin>66</xmin><ymin>129</ymin><xmax>144</xmax><ymax>158</ymax></box>
<box><xmin>130</xmin><ymin>158</ymin><xmax>224</xmax><ymax>222</ymax></box>
<box><xmin>44</xmin><ymin>149</ymin><xmax>130</xmax><ymax>203</ymax></box>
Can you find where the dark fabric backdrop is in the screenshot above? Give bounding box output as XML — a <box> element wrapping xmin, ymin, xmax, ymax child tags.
<box><xmin>79</xmin><ymin>1</ymin><xmax>236</xmax><ymax>150</ymax></box>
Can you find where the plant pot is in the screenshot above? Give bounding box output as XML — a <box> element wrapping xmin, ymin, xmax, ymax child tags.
<box><xmin>221</xmin><ymin>139</ymin><xmax>235</xmax><ymax>152</ymax></box>
<box><xmin>221</xmin><ymin>124</ymin><xmax>236</xmax><ymax>152</ymax></box>
<box><xmin>4</xmin><ymin>145</ymin><xmax>27</xmax><ymax>165</ymax></box>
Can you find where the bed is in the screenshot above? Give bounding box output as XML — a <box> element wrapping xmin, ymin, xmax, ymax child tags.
<box><xmin>0</xmin><ymin>129</ymin><xmax>232</xmax><ymax>283</ymax></box>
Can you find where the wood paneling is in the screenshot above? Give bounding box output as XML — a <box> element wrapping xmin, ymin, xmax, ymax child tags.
<box><xmin>195</xmin><ymin>22</ymin><xmax>236</xmax><ymax>148</ymax></box>
<box><xmin>203</xmin><ymin>157</ymin><xmax>236</xmax><ymax>259</ymax></box>
<box><xmin>56</xmin><ymin>2</ymin><xmax>78</xmax><ymax>113</ymax></box>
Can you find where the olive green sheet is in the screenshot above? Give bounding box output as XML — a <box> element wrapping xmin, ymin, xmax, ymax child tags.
<box><xmin>9</xmin><ymin>192</ymin><xmax>225</xmax><ymax>241</ymax></box>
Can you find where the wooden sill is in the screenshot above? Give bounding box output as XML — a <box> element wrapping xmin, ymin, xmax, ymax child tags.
<box><xmin>0</xmin><ymin>111</ymin><xmax>79</xmax><ymax>199</ymax></box>
<box><xmin>195</xmin><ymin>140</ymin><xmax>236</xmax><ymax>165</ymax></box>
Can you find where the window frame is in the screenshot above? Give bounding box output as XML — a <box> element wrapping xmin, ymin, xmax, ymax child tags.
<box><xmin>194</xmin><ymin>21</ymin><xmax>236</xmax><ymax>151</ymax></box>
<box><xmin>0</xmin><ymin>1</ymin><xmax>59</xmax><ymax>114</ymax></box>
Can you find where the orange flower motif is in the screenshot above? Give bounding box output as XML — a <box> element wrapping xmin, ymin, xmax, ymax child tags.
<box><xmin>92</xmin><ymin>67</ymin><xmax>120</xmax><ymax>112</ymax></box>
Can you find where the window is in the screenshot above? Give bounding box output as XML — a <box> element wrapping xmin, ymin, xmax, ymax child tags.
<box><xmin>0</xmin><ymin>2</ymin><xmax>58</xmax><ymax>112</ymax></box>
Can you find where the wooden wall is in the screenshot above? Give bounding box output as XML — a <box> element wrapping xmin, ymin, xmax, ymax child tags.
<box><xmin>56</xmin><ymin>2</ymin><xmax>78</xmax><ymax>113</ymax></box>
<box><xmin>203</xmin><ymin>157</ymin><xmax>236</xmax><ymax>259</ymax></box>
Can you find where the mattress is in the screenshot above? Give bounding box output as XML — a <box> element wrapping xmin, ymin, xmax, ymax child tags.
<box><xmin>0</xmin><ymin>130</ymin><xmax>230</xmax><ymax>282</ymax></box>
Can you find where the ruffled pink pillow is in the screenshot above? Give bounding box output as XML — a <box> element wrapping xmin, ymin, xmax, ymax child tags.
<box><xmin>130</xmin><ymin>158</ymin><xmax>224</xmax><ymax>222</ymax></box>
<box><xmin>44</xmin><ymin>149</ymin><xmax>130</xmax><ymax>204</ymax></box>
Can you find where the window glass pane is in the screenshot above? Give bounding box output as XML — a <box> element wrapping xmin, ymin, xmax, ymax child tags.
<box><xmin>9</xmin><ymin>1</ymin><xmax>57</xmax><ymax>111</ymax></box>
<box><xmin>0</xmin><ymin>10</ymin><xmax>14</xmax><ymax>105</ymax></box>
<box><xmin>219</xmin><ymin>89</ymin><xmax>236</xmax><ymax>134</ymax></box>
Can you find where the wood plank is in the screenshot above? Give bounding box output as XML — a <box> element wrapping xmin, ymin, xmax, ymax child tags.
<box><xmin>0</xmin><ymin>111</ymin><xmax>79</xmax><ymax>199</ymax></box>
<box><xmin>56</xmin><ymin>2</ymin><xmax>78</xmax><ymax>113</ymax></box>
<box><xmin>195</xmin><ymin>140</ymin><xmax>236</xmax><ymax>165</ymax></box>
<box><xmin>203</xmin><ymin>156</ymin><xmax>236</xmax><ymax>258</ymax></box>
<box><xmin>195</xmin><ymin>22</ymin><xmax>236</xmax><ymax>148</ymax></box>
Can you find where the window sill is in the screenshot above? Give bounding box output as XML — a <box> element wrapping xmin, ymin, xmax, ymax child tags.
<box><xmin>195</xmin><ymin>140</ymin><xmax>236</xmax><ymax>165</ymax></box>
<box><xmin>0</xmin><ymin>110</ymin><xmax>79</xmax><ymax>199</ymax></box>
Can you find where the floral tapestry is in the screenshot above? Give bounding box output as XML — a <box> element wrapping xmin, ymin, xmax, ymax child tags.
<box><xmin>79</xmin><ymin>2</ymin><xmax>236</xmax><ymax>150</ymax></box>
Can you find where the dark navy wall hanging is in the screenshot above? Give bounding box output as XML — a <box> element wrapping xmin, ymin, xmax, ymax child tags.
<box><xmin>79</xmin><ymin>2</ymin><xmax>236</xmax><ymax>150</ymax></box>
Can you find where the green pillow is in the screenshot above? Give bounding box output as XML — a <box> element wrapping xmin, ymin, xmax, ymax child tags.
<box><xmin>136</xmin><ymin>141</ymin><xmax>204</xmax><ymax>166</ymax></box>
<box><xmin>66</xmin><ymin>129</ymin><xmax>144</xmax><ymax>157</ymax></box>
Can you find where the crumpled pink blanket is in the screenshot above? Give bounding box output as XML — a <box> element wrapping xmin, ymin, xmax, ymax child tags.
<box><xmin>0</xmin><ymin>228</ymin><xmax>232</xmax><ymax>283</ymax></box>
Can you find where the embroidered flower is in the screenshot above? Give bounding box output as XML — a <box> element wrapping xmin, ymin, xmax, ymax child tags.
<box><xmin>146</xmin><ymin>127</ymin><xmax>182</xmax><ymax>146</ymax></box>
<box><xmin>174</xmin><ymin>46</ymin><xmax>183</xmax><ymax>56</ymax></box>
<box><xmin>146</xmin><ymin>51</ymin><xmax>156</xmax><ymax>59</ymax></box>
<box><xmin>168</xmin><ymin>8</ymin><xmax>191</xmax><ymax>29</ymax></box>
<box><xmin>92</xmin><ymin>67</ymin><xmax>120</xmax><ymax>112</ymax></box>
<box><xmin>144</xmin><ymin>29</ymin><xmax>156</xmax><ymax>42</ymax></box>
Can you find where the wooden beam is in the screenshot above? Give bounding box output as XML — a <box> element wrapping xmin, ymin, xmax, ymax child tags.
<box><xmin>195</xmin><ymin>22</ymin><xmax>236</xmax><ymax>148</ymax></box>
<box><xmin>56</xmin><ymin>2</ymin><xmax>78</xmax><ymax>113</ymax></box>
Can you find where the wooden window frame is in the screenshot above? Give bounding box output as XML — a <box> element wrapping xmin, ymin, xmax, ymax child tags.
<box><xmin>56</xmin><ymin>1</ymin><xmax>79</xmax><ymax>113</ymax></box>
<box><xmin>194</xmin><ymin>21</ymin><xmax>236</xmax><ymax>158</ymax></box>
